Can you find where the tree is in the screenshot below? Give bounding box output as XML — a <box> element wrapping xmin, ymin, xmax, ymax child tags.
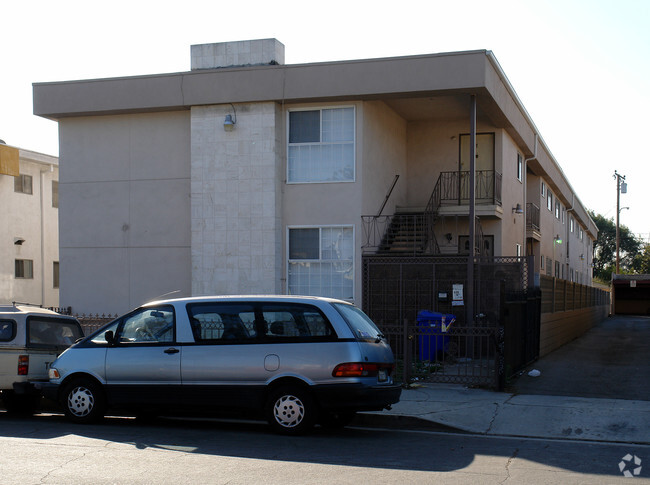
<box><xmin>632</xmin><ymin>244</ymin><xmax>650</xmax><ymax>274</ymax></box>
<box><xmin>589</xmin><ymin>210</ymin><xmax>642</xmax><ymax>281</ymax></box>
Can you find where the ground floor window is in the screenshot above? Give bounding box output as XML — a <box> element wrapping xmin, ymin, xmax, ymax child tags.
<box><xmin>288</xmin><ymin>226</ymin><xmax>354</xmax><ymax>300</ymax></box>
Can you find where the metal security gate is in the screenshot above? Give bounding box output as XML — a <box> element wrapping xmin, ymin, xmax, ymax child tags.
<box><xmin>362</xmin><ymin>255</ymin><xmax>533</xmax><ymax>389</ymax></box>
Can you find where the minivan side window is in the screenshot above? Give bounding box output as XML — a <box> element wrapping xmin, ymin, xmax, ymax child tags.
<box><xmin>116</xmin><ymin>306</ymin><xmax>175</xmax><ymax>344</ymax></box>
<box><xmin>261</xmin><ymin>303</ymin><xmax>335</xmax><ymax>340</ymax></box>
<box><xmin>0</xmin><ymin>320</ymin><xmax>16</xmax><ymax>341</ymax></box>
<box><xmin>187</xmin><ymin>303</ymin><xmax>257</xmax><ymax>342</ymax></box>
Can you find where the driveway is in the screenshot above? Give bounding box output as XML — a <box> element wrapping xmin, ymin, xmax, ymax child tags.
<box><xmin>512</xmin><ymin>315</ymin><xmax>650</xmax><ymax>401</ymax></box>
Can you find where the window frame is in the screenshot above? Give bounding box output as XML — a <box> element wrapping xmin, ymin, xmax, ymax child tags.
<box><xmin>286</xmin><ymin>224</ymin><xmax>355</xmax><ymax>301</ymax></box>
<box><xmin>53</xmin><ymin>261</ymin><xmax>60</xmax><ymax>288</ymax></box>
<box><xmin>516</xmin><ymin>153</ymin><xmax>523</xmax><ymax>182</ymax></box>
<box><xmin>14</xmin><ymin>174</ymin><xmax>33</xmax><ymax>195</ymax></box>
<box><xmin>52</xmin><ymin>180</ymin><xmax>59</xmax><ymax>208</ymax></box>
<box><xmin>15</xmin><ymin>259</ymin><xmax>34</xmax><ymax>279</ymax></box>
<box><xmin>547</xmin><ymin>191</ymin><xmax>553</xmax><ymax>211</ymax></box>
<box><xmin>286</xmin><ymin>106</ymin><xmax>356</xmax><ymax>184</ymax></box>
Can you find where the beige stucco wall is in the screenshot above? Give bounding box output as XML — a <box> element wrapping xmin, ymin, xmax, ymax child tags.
<box><xmin>539</xmin><ymin>305</ymin><xmax>608</xmax><ymax>356</ymax></box>
<box><xmin>59</xmin><ymin>112</ymin><xmax>191</xmax><ymax>314</ymax></box>
<box><xmin>0</xmin><ymin>152</ymin><xmax>59</xmax><ymax>307</ymax></box>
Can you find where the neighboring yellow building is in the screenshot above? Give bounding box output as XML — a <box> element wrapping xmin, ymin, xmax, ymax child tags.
<box><xmin>0</xmin><ymin>142</ymin><xmax>59</xmax><ymax>307</ymax></box>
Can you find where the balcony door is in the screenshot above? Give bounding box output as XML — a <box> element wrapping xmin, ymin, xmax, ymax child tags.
<box><xmin>459</xmin><ymin>133</ymin><xmax>495</xmax><ymax>203</ymax></box>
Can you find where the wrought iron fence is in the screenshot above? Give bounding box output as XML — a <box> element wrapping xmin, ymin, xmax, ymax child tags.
<box><xmin>381</xmin><ymin>318</ymin><xmax>500</xmax><ymax>388</ymax></box>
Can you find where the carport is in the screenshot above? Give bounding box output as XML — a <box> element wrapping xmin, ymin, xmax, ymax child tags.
<box><xmin>612</xmin><ymin>274</ymin><xmax>650</xmax><ymax>315</ymax></box>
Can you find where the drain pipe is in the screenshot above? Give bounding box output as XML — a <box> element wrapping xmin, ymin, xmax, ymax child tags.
<box><xmin>523</xmin><ymin>134</ymin><xmax>538</xmax><ymax>286</ymax></box>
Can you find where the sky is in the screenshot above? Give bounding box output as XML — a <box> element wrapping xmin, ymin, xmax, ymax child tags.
<box><xmin>1</xmin><ymin>0</ymin><xmax>648</xmax><ymax>240</ymax></box>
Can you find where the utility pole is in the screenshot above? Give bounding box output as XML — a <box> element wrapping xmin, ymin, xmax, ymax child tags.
<box><xmin>614</xmin><ymin>170</ymin><xmax>626</xmax><ymax>274</ymax></box>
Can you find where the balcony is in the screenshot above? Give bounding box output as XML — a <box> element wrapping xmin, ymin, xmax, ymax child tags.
<box><xmin>526</xmin><ymin>202</ymin><xmax>541</xmax><ymax>240</ymax></box>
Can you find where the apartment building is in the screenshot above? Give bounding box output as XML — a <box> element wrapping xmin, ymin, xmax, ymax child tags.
<box><xmin>32</xmin><ymin>39</ymin><xmax>596</xmax><ymax>314</ymax></box>
<box><xmin>0</xmin><ymin>143</ymin><xmax>59</xmax><ymax>307</ymax></box>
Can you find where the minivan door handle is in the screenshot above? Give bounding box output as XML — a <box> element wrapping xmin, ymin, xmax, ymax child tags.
<box><xmin>164</xmin><ymin>347</ymin><xmax>180</xmax><ymax>354</ymax></box>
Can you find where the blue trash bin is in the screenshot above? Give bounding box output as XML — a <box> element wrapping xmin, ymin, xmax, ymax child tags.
<box><xmin>417</xmin><ymin>310</ymin><xmax>456</xmax><ymax>361</ymax></box>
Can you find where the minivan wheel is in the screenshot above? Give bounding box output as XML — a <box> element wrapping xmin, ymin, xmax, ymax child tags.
<box><xmin>266</xmin><ymin>386</ymin><xmax>316</xmax><ymax>435</ymax></box>
<box><xmin>61</xmin><ymin>378</ymin><xmax>105</xmax><ymax>424</ymax></box>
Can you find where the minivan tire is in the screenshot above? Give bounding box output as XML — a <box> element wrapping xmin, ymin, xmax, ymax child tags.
<box><xmin>61</xmin><ymin>378</ymin><xmax>105</xmax><ymax>424</ymax></box>
<box><xmin>266</xmin><ymin>386</ymin><xmax>317</xmax><ymax>435</ymax></box>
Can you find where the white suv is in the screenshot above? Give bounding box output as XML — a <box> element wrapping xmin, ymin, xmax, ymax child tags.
<box><xmin>0</xmin><ymin>304</ymin><xmax>83</xmax><ymax>413</ymax></box>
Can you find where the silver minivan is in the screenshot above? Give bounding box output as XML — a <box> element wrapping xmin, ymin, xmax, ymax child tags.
<box><xmin>44</xmin><ymin>296</ymin><xmax>401</xmax><ymax>434</ymax></box>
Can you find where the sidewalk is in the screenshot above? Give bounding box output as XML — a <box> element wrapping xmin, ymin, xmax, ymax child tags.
<box><xmin>361</xmin><ymin>384</ymin><xmax>650</xmax><ymax>444</ymax></box>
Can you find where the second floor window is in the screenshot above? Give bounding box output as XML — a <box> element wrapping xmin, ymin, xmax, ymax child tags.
<box><xmin>288</xmin><ymin>107</ymin><xmax>355</xmax><ymax>183</ymax></box>
<box><xmin>517</xmin><ymin>154</ymin><xmax>523</xmax><ymax>181</ymax></box>
<box><xmin>52</xmin><ymin>181</ymin><xmax>59</xmax><ymax>208</ymax></box>
<box><xmin>14</xmin><ymin>174</ymin><xmax>33</xmax><ymax>195</ymax></box>
<box><xmin>15</xmin><ymin>259</ymin><xmax>34</xmax><ymax>279</ymax></box>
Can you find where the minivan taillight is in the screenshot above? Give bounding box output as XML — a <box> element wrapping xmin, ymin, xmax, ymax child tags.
<box><xmin>18</xmin><ymin>355</ymin><xmax>29</xmax><ymax>376</ymax></box>
<box><xmin>332</xmin><ymin>363</ymin><xmax>393</xmax><ymax>377</ymax></box>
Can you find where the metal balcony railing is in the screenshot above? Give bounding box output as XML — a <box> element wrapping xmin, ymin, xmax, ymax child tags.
<box><xmin>526</xmin><ymin>202</ymin><xmax>540</xmax><ymax>232</ymax></box>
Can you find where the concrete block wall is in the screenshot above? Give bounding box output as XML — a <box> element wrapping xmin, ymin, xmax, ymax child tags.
<box><xmin>190</xmin><ymin>102</ymin><xmax>282</xmax><ymax>296</ymax></box>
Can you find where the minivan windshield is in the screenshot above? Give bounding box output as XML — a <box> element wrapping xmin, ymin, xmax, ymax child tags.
<box><xmin>332</xmin><ymin>303</ymin><xmax>382</xmax><ymax>340</ymax></box>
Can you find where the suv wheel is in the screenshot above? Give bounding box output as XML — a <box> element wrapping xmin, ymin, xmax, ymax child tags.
<box><xmin>62</xmin><ymin>378</ymin><xmax>105</xmax><ymax>424</ymax></box>
<box><xmin>266</xmin><ymin>386</ymin><xmax>316</xmax><ymax>435</ymax></box>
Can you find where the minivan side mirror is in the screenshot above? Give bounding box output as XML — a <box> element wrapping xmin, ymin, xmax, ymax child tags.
<box><xmin>105</xmin><ymin>330</ymin><xmax>116</xmax><ymax>346</ymax></box>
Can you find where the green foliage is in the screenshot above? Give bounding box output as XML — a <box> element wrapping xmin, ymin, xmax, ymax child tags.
<box><xmin>589</xmin><ymin>210</ymin><xmax>643</xmax><ymax>279</ymax></box>
<box><xmin>632</xmin><ymin>244</ymin><xmax>650</xmax><ymax>274</ymax></box>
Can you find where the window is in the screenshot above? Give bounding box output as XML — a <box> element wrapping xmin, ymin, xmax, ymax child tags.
<box><xmin>516</xmin><ymin>244</ymin><xmax>522</xmax><ymax>257</ymax></box>
<box><xmin>116</xmin><ymin>306</ymin><xmax>175</xmax><ymax>344</ymax></box>
<box><xmin>517</xmin><ymin>153</ymin><xmax>523</xmax><ymax>181</ymax></box>
<box><xmin>14</xmin><ymin>174</ymin><xmax>33</xmax><ymax>194</ymax></box>
<box><xmin>546</xmin><ymin>257</ymin><xmax>552</xmax><ymax>276</ymax></box>
<box><xmin>53</xmin><ymin>261</ymin><xmax>59</xmax><ymax>288</ymax></box>
<box><xmin>541</xmin><ymin>181</ymin><xmax>546</xmax><ymax>197</ymax></box>
<box><xmin>570</xmin><ymin>217</ymin><xmax>575</xmax><ymax>233</ymax></box>
<box><xmin>288</xmin><ymin>226</ymin><xmax>353</xmax><ymax>300</ymax></box>
<box><xmin>579</xmin><ymin>227</ymin><xmax>584</xmax><ymax>240</ymax></box>
<box><xmin>0</xmin><ymin>320</ymin><xmax>16</xmax><ymax>342</ymax></box>
<box><xmin>27</xmin><ymin>318</ymin><xmax>83</xmax><ymax>347</ymax></box>
<box><xmin>188</xmin><ymin>303</ymin><xmax>256</xmax><ymax>341</ymax></box>
<box><xmin>561</xmin><ymin>206</ymin><xmax>566</xmax><ymax>224</ymax></box>
<box><xmin>15</xmin><ymin>259</ymin><xmax>33</xmax><ymax>279</ymax></box>
<box><xmin>540</xmin><ymin>255</ymin><xmax>545</xmax><ymax>270</ymax></box>
<box><xmin>547</xmin><ymin>191</ymin><xmax>552</xmax><ymax>211</ymax></box>
<box><xmin>555</xmin><ymin>201</ymin><xmax>560</xmax><ymax>219</ymax></box>
<box><xmin>261</xmin><ymin>303</ymin><xmax>334</xmax><ymax>340</ymax></box>
<box><xmin>52</xmin><ymin>181</ymin><xmax>59</xmax><ymax>208</ymax></box>
<box><xmin>288</xmin><ymin>107</ymin><xmax>355</xmax><ymax>183</ymax></box>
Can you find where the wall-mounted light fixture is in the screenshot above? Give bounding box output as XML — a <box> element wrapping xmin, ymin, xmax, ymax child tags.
<box><xmin>445</xmin><ymin>233</ymin><xmax>453</xmax><ymax>242</ymax></box>
<box><xmin>14</xmin><ymin>238</ymin><xmax>25</xmax><ymax>245</ymax></box>
<box><xmin>223</xmin><ymin>103</ymin><xmax>237</xmax><ymax>132</ymax></box>
<box><xmin>580</xmin><ymin>253</ymin><xmax>584</xmax><ymax>260</ymax></box>
<box><xmin>512</xmin><ymin>203</ymin><xmax>523</xmax><ymax>214</ymax></box>
<box><xmin>553</xmin><ymin>234</ymin><xmax>562</xmax><ymax>244</ymax></box>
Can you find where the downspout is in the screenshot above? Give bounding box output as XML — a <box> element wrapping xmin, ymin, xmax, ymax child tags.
<box><xmin>566</xmin><ymin>193</ymin><xmax>575</xmax><ymax>281</ymax></box>
<box><xmin>39</xmin><ymin>169</ymin><xmax>46</xmax><ymax>306</ymax></box>
<box><xmin>523</xmin><ymin>134</ymin><xmax>538</xmax><ymax>286</ymax></box>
